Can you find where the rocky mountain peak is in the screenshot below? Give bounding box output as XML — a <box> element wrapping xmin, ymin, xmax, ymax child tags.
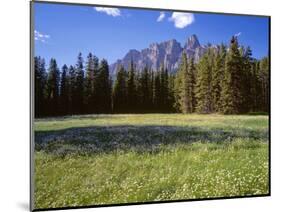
<box><xmin>109</xmin><ymin>34</ymin><xmax>207</xmax><ymax>76</ymax></box>
<box><xmin>123</xmin><ymin>49</ymin><xmax>141</xmax><ymax>61</ymax></box>
<box><xmin>166</xmin><ymin>39</ymin><xmax>177</xmax><ymax>46</ymax></box>
<box><xmin>185</xmin><ymin>34</ymin><xmax>200</xmax><ymax>50</ymax></box>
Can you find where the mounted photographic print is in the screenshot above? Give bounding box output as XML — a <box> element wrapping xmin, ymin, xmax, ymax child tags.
<box><xmin>30</xmin><ymin>1</ymin><xmax>270</xmax><ymax>211</ymax></box>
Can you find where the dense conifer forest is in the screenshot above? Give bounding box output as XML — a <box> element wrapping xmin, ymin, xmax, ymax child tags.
<box><xmin>34</xmin><ymin>36</ymin><xmax>269</xmax><ymax>117</ymax></box>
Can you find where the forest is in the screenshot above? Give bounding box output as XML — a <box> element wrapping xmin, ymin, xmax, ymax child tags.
<box><xmin>34</xmin><ymin>36</ymin><xmax>269</xmax><ymax>117</ymax></box>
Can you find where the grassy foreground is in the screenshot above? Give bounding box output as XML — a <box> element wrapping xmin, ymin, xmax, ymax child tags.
<box><xmin>34</xmin><ymin>114</ymin><xmax>269</xmax><ymax>209</ymax></box>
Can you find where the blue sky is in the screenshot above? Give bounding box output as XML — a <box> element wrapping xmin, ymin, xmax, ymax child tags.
<box><xmin>34</xmin><ymin>2</ymin><xmax>269</xmax><ymax>67</ymax></box>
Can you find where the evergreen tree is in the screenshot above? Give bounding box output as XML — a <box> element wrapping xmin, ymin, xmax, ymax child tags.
<box><xmin>221</xmin><ymin>36</ymin><xmax>243</xmax><ymax>114</ymax></box>
<box><xmin>84</xmin><ymin>53</ymin><xmax>96</xmax><ymax>113</ymax></box>
<box><xmin>167</xmin><ymin>74</ymin><xmax>176</xmax><ymax>112</ymax></box>
<box><xmin>113</xmin><ymin>65</ymin><xmax>127</xmax><ymax>113</ymax></box>
<box><xmin>258</xmin><ymin>57</ymin><xmax>269</xmax><ymax>112</ymax></box>
<box><xmin>98</xmin><ymin>59</ymin><xmax>112</xmax><ymax>113</ymax></box>
<box><xmin>240</xmin><ymin>46</ymin><xmax>254</xmax><ymax>113</ymax></box>
<box><xmin>174</xmin><ymin>52</ymin><xmax>197</xmax><ymax>113</ymax></box>
<box><xmin>178</xmin><ymin>53</ymin><xmax>189</xmax><ymax>113</ymax></box>
<box><xmin>34</xmin><ymin>56</ymin><xmax>41</xmax><ymax>117</ymax></box>
<box><xmin>34</xmin><ymin>56</ymin><xmax>47</xmax><ymax>117</ymax></box>
<box><xmin>174</xmin><ymin>55</ymin><xmax>184</xmax><ymax>112</ymax></box>
<box><xmin>186</xmin><ymin>57</ymin><xmax>196</xmax><ymax>112</ymax></box>
<box><xmin>159</xmin><ymin>65</ymin><xmax>169</xmax><ymax>112</ymax></box>
<box><xmin>148</xmin><ymin>69</ymin><xmax>154</xmax><ymax>111</ymax></box>
<box><xmin>195</xmin><ymin>49</ymin><xmax>213</xmax><ymax>113</ymax></box>
<box><xmin>71</xmin><ymin>53</ymin><xmax>85</xmax><ymax>114</ymax></box>
<box><xmin>212</xmin><ymin>44</ymin><xmax>226</xmax><ymax>112</ymax></box>
<box><xmin>60</xmin><ymin>64</ymin><xmax>70</xmax><ymax>115</ymax></box>
<box><xmin>153</xmin><ymin>69</ymin><xmax>161</xmax><ymax>111</ymax></box>
<box><xmin>140</xmin><ymin>66</ymin><xmax>151</xmax><ymax>112</ymax></box>
<box><xmin>46</xmin><ymin>58</ymin><xmax>60</xmax><ymax>116</ymax></box>
<box><xmin>251</xmin><ymin>60</ymin><xmax>260</xmax><ymax>112</ymax></box>
<box><xmin>68</xmin><ymin>65</ymin><xmax>76</xmax><ymax>115</ymax></box>
<box><xmin>134</xmin><ymin>69</ymin><xmax>142</xmax><ymax>112</ymax></box>
<box><xmin>127</xmin><ymin>60</ymin><xmax>137</xmax><ymax>112</ymax></box>
<box><xmin>90</xmin><ymin>55</ymin><xmax>100</xmax><ymax>113</ymax></box>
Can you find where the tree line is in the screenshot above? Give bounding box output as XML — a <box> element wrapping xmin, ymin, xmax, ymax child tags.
<box><xmin>34</xmin><ymin>36</ymin><xmax>269</xmax><ymax>117</ymax></box>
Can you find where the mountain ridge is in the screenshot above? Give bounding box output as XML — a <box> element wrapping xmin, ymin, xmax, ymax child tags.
<box><xmin>109</xmin><ymin>34</ymin><xmax>207</xmax><ymax>75</ymax></box>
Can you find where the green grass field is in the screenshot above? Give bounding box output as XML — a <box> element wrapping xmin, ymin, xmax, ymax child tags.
<box><xmin>34</xmin><ymin>114</ymin><xmax>269</xmax><ymax>209</ymax></box>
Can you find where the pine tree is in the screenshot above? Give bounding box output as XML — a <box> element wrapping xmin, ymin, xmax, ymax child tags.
<box><xmin>113</xmin><ymin>65</ymin><xmax>127</xmax><ymax>113</ymax></box>
<box><xmin>148</xmin><ymin>69</ymin><xmax>154</xmax><ymax>111</ymax></box>
<box><xmin>212</xmin><ymin>44</ymin><xmax>226</xmax><ymax>112</ymax></box>
<box><xmin>221</xmin><ymin>36</ymin><xmax>243</xmax><ymax>114</ymax></box>
<box><xmin>72</xmin><ymin>52</ymin><xmax>85</xmax><ymax>114</ymax></box>
<box><xmin>60</xmin><ymin>64</ymin><xmax>70</xmax><ymax>115</ymax></box>
<box><xmin>98</xmin><ymin>59</ymin><xmax>112</xmax><ymax>113</ymax></box>
<box><xmin>153</xmin><ymin>69</ymin><xmax>161</xmax><ymax>111</ymax></box>
<box><xmin>240</xmin><ymin>46</ymin><xmax>254</xmax><ymax>113</ymax></box>
<box><xmin>68</xmin><ymin>65</ymin><xmax>76</xmax><ymax>114</ymax></box>
<box><xmin>250</xmin><ymin>60</ymin><xmax>260</xmax><ymax>112</ymax></box>
<box><xmin>179</xmin><ymin>53</ymin><xmax>189</xmax><ymax>113</ymax></box>
<box><xmin>174</xmin><ymin>53</ymin><xmax>185</xmax><ymax>112</ymax></box>
<box><xmin>258</xmin><ymin>57</ymin><xmax>269</xmax><ymax>112</ymax></box>
<box><xmin>34</xmin><ymin>56</ymin><xmax>40</xmax><ymax>117</ymax></box>
<box><xmin>134</xmin><ymin>69</ymin><xmax>142</xmax><ymax>112</ymax></box>
<box><xmin>159</xmin><ymin>65</ymin><xmax>169</xmax><ymax>112</ymax></box>
<box><xmin>46</xmin><ymin>58</ymin><xmax>60</xmax><ymax>116</ymax></box>
<box><xmin>140</xmin><ymin>66</ymin><xmax>152</xmax><ymax>112</ymax></box>
<box><xmin>34</xmin><ymin>56</ymin><xmax>47</xmax><ymax>117</ymax></box>
<box><xmin>167</xmin><ymin>74</ymin><xmax>176</xmax><ymax>112</ymax></box>
<box><xmin>84</xmin><ymin>53</ymin><xmax>95</xmax><ymax>113</ymax></box>
<box><xmin>195</xmin><ymin>49</ymin><xmax>213</xmax><ymax>113</ymax></box>
<box><xmin>91</xmin><ymin>55</ymin><xmax>100</xmax><ymax>113</ymax></box>
<box><xmin>187</xmin><ymin>57</ymin><xmax>196</xmax><ymax>112</ymax></box>
<box><xmin>127</xmin><ymin>60</ymin><xmax>137</xmax><ymax>112</ymax></box>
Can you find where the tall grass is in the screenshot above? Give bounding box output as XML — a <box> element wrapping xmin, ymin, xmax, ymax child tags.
<box><xmin>34</xmin><ymin>114</ymin><xmax>269</xmax><ymax>209</ymax></box>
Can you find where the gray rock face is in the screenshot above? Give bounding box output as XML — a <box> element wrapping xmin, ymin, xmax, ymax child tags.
<box><xmin>184</xmin><ymin>34</ymin><xmax>201</xmax><ymax>50</ymax></box>
<box><xmin>109</xmin><ymin>34</ymin><xmax>207</xmax><ymax>75</ymax></box>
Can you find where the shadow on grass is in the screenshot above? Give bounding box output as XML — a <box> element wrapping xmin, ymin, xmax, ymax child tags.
<box><xmin>35</xmin><ymin>125</ymin><xmax>268</xmax><ymax>156</ymax></box>
<box><xmin>35</xmin><ymin>114</ymin><xmax>125</xmax><ymax>122</ymax></box>
<box><xmin>246</xmin><ymin>112</ymin><xmax>269</xmax><ymax>116</ymax></box>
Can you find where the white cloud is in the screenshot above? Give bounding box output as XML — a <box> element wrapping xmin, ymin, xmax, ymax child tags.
<box><xmin>235</xmin><ymin>32</ymin><xmax>242</xmax><ymax>37</ymax></box>
<box><xmin>157</xmin><ymin>12</ymin><xmax>165</xmax><ymax>22</ymax></box>
<box><xmin>169</xmin><ymin>12</ymin><xmax>194</xmax><ymax>29</ymax></box>
<box><xmin>94</xmin><ymin>7</ymin><xmax>121</xmax><ymax>17</ymax></box>
<box><xmin>34</xmin><ymin>30</ymin><xmax>50</xmax><ymax>43</ymax></box>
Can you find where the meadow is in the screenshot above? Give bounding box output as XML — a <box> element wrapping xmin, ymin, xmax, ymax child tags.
<box><xmin>34</xmin><ymin>114</ymin><xmax>269</xmax><ymax>209</ymax></box>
